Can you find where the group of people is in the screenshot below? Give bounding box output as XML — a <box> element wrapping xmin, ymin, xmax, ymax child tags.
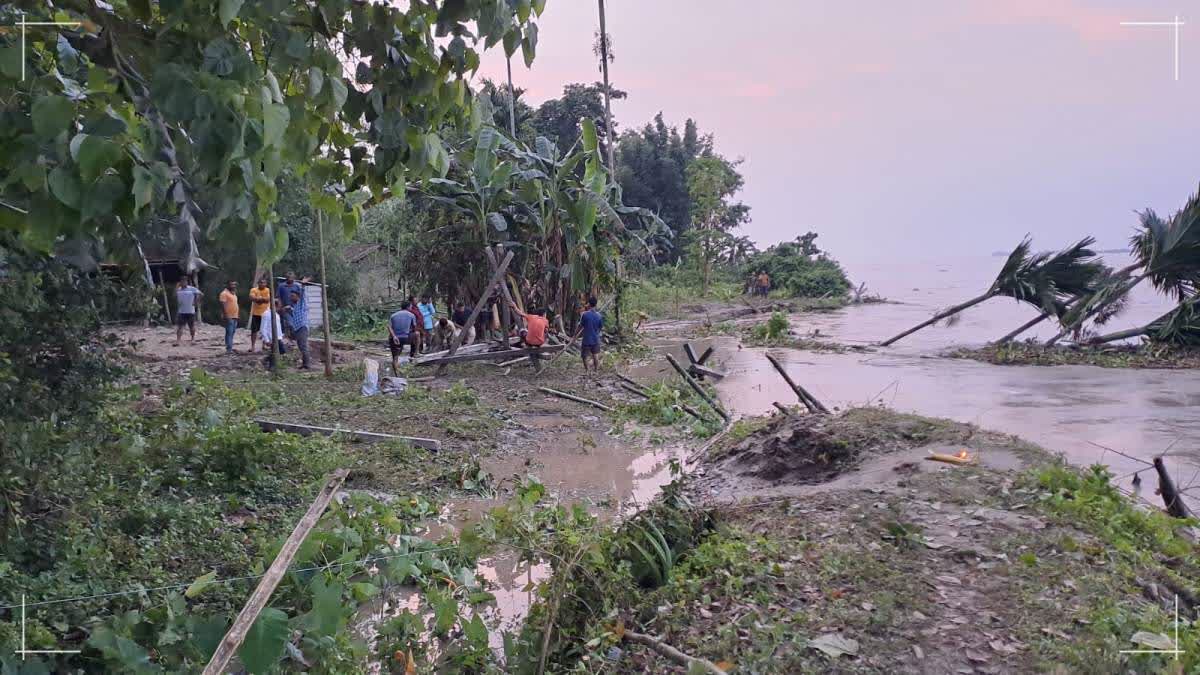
<box><xmin>388</xmin><ymin>295</ymin><xmax>605</xmax><ymax>376</ymax></box>
<box><xmin>750</xmin><ymin>270</ymin><xmax>771</xmax><ymax>297</ymax></box>
<box><xmin>170</xmin><ymin>271</ymin><xmax>607</xmax><ymax>376</ymax></box>
<box><xmin>172</xmin><ymin>270</ymin><xmax>313</xmax><ymax>370</ymax></box>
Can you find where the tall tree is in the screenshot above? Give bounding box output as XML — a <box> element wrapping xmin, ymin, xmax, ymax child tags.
<box><xmin>686</xmin><ymin>155</ymin><xmax>748</xmax><ymax>294</ymax></box>
<box><xmin>530</xmin><ymin>82</ymin><xmax>624</xmax><ymax>157</ymax></box>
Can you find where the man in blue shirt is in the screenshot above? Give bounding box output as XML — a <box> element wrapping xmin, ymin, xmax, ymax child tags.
<box><xmin>286</xmin><ymin>289</ymin><xmax>312</xmax><ymax>369</ymax></box>
<box><xmin>417</xmin><ymin>294</ymin><xmax>436</xmax><ymax>352</ymax></box>
<box><xmin>578</xmin><ymin>296</ymin><xmax>603</xmax><ymax>373</ymax></box>
<box><xmin>388</xmin><ymin>301</ymin><xmax>418</xmax><ymax>375</ymax></box>
<box><xmin>276</xmin><ymin>271</ymin><xmax>305</xmax><ymax>315</ymax></box>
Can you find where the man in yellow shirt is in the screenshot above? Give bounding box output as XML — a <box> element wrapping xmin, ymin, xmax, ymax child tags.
<box><xmin>248</xmin><ymin>277</ymin><xmax>271</xmax><ymax>352</ymax></box>
<box><xmin>219</xmin><ymin>280</ymin><xmax>240</xmax><ymax>354</ymax></box>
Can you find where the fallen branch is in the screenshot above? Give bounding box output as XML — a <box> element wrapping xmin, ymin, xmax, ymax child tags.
<box><xmin>255</xmin><ymin>420</ymin><xmax>440</xmax><ymax>451</ymax></box>
<box><xmin>772</xmin><ymin>401</ymin><xmax>794</xmax><ymax>416</ymax></box>
<box><xmin>203</xmin><ymin>469</ymin><xmax>349</xmax><ymax>675</ymax></box>
<box><xmin>537</xmin><ymin>387</ymin><xmax>614</xmax><ymax>412</ymax></box>
<box><xmin>618</xmin><ymin>382</ymin><xmax>704</xmax><ymax>421</ymax></box>
<box><xmin>665</xmin><ymin>353</ymin><xmax>729</xmax><ymax>424</ymax></box>
<box><xmin>1154</xmin><ymin>456</ymin><xmax>1196</xmax><ymax>519</ymax></box>
<box><xmin>696</xmin><ymin>346</ymin><xmax>715</xmax><ymax>365</ymax></box>
<box><xmin>688</xmin><ymin>363</ymin><xmax>726</xmax><ymax>380</ymax></box>
<box><xmin>683</xmin><ymin>343</ymin><xmax>702</xmax><ymax>365</ymax></box>
<box><xmin>764</xmin><ymin>352</ymin><xmax>828</xmax><ymax>414</ymax></box>
<box><xmin>623</xmin><ymin>630</ymin><xmax>727</xmax><ymax>675</ymax></box>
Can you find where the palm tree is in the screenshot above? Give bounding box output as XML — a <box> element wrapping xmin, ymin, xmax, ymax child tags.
<box><xmin>1045</xmin><ymin>188</ymin><xmax>1200</xmax><ymax>345</ymax></box>
<box><xmin>881</xmin><ymin>237</ymin><xmax>1103</xmax><ymax>346</ymax></box>
<box><xmin>1088</xmin><ymin>296</ymin><xmax>1200</xmax><ymax>346</ymax></box>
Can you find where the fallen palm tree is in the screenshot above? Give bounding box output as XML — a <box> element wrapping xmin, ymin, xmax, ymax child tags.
<box><xmin>881</xmin><ymin>237</ymin><xmax>1103</xmax><ymax>346</ymax></box>
<box><xmin>1086</xmin><ymin>296</ymin><xmax>1200</xmax><ymax>347</ymax></box>
<box><xmin>1045</xmin><ymin>189</ymin><xmax>1200</xmax><ymax>345</ymax></box>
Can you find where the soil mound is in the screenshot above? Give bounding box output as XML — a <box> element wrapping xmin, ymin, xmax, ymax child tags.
<box><xmin>713</xmin><ymin>408</ymin><xmax>970</xmax><ymax>485</ymax></box>
<box><xmin>717</xmin><ymin>414</ymin><xmax>858</xmax><ymax>483</ymax></box>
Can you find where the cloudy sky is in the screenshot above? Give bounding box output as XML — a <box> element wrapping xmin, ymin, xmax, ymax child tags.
<box><xmin>477</xmin><ymin>1</ymin><xmax>1199</xmax><ymax>264</ymax></box>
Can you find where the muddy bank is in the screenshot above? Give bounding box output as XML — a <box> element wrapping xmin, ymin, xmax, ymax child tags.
<box><xmin>950</xmin><ymin>340</ymin><xmax>1200</xmax><ymax>370</ymax></box>
<box><xmin>602</xmin><ymin>408</ymin><xmax>1200</xmax><ymax>673</ymax></box>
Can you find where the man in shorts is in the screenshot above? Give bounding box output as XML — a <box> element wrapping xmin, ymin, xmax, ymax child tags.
<box><xmin>174</xmin><ymin>277</ymin><xmax>202</xmax><ymax>346</ymax></box>
<box><xmin>248</xmin><ymin>277</ymin><xmax>270</xmax><ymax>352</ymax></box>
<box><xmin>578</xmin><ymin>296</ymin><xmax>603</xmax><ymax>373</ymax></box>
<box><xmin>388</xmin><ymin>301</ymin><xmax>418</xmax><ymax>375</ymax></box>
<box><xmin>508</xmin><ymin>301</ymin><xmax>548</xmax><ymax>371</ymax></box>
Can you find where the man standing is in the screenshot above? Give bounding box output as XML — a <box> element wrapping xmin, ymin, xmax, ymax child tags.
<box><xmin>756</xmin><ymin>270</ymin><xmax>771</xmax><ymax>297</ymax></box>
<box><xmin>579</xmin><ymin>296</ymin><xmax>603</xmax><ymax>373</ymax></box>
<box><xmin>277</xmin><ymin>271</ymin><xmax>303</xmax><ymax>309</ymax></box>
<box><xmin>248</xmin><ymin>277</ymin><xmax>270</xmax><ymax>352</ymax></box>
<box><xmin>417</xmin><ymin>294</ymin><xmax>436</xmax><ymax>352</ymax></box>
<box><xmin>407</xmin><ymin>296</ymin><xmax>424</xmax><ymax>353</ymax></box>
<box><xmin>219</xmin><ymin>280</ymin><xmax>240</xmax><ymax>354</ymax></box>
<box><xmin>260</xmin><ymin>299</ymin><xmax>287</xmax><ymax>370</ymax></box>
<box><xmin>388</xmin><ymin>301</ymin><xmax>418</xmax><ymax>375</ymax></box>
<box><xmin>286</xmin><ymin>288</ymin><xmax>312</xmax><ymax>370</ymax></box>
<box><xmin>509</xmin><ymin>301</ymin><xmax>548</xmax><ymax>371</ymax></box>
<box><xmin>174</xmin><ymin>277</ymin><xmax>203</xmax><ymax>346</ymax></box>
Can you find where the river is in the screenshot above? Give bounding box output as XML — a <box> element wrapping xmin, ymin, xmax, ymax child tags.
<box><xmin>706</xmin><ymin>252</ymin><xmax>1200</xmax><ymax>488</ymax></box>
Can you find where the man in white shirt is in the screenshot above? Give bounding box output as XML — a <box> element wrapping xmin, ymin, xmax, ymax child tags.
<box><xmin>260</xmin><ymin>300</ymin><xmax>287</xmax><ymax>369</ymax></box>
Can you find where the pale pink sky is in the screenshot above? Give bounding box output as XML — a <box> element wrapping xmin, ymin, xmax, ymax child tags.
<box><xmin>477</xmin><ymin>1</ymin><xmax>1199</xmax><ymax>263</ymax></box>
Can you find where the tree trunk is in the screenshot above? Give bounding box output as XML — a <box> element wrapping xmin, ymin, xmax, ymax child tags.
<box><xmin>1153</xmin><ymin>456</ymin><xmax>1195</xmax><ymax>519</ymax></box>
<box><xmin>995</xmin><ymin>310</ymin><xmax>1052</xmax><ymax>344</ymax></box>
<box><xmin>316</xmin><ymin>209</ymin><xmax>334</xmax><ymax>378</ymax></box>
<box><xmin>1086</xmin><ymin>324</ymin><xmax>1150</xmax><ymax>346</ymax></box>
<box><xmin>880</xmin><ymin>292</ymin><xmax>994</xmax><ymax>346</ymax></box>
<box><xmin>505</xmin><ymin>55</ymin><xmax>517</xmax><ymax>138</ymax></box>
<box><xmin>597</xmin><ymin>0</ymin><xmax>617</xmax><ymax>174</ymax></box>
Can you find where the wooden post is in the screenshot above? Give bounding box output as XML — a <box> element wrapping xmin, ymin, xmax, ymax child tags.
<box><xmin>202</xmin><ymin>469</ymin><xmax>349</xmax><ymax>675</ymax></box>
<box><xmin>438</xmin><ymin>250</ymin><xmax>514</xmax><ymax>375</ymax></box>
<box><xmin>316</xmin><ymin>209</ymin><xmax>334</xmax><ymax>378</ymax></box>
<box><xmin>764</xmin><ymin>352</ymin><xmax>828</xmax><ymax>414</ymax></box>
<box><xmin>665</xmin><ymin>353</ymin><xmax>729</xmax><ymax>424</ymax></box>
<box><xmin>267</xmin><ymin>265</ymin><xmax>281</xmax><ymax>370</ymax></box>
<box><xmin>496</xmin><ymin>244</ymin><xmax>512</xmax><ymax>347</ymax></box>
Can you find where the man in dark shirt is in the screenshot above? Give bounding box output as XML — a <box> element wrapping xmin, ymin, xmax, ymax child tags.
<box><xmin>451</xmin><ymin>301</ymin><xmax>474</xmax><ymax>345</ymax></box>
<box><xmin>579</xmin><ymin>296</ymin><xmax>603</xmax><ymax>373</ymax></box>
<box><xmin>388</xmin><ymin>301</ymin><xmax>418</xmax><ymax>375</ymax></box>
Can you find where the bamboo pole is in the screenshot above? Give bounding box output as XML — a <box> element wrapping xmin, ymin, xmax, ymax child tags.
<box><xmin>438</xmin><ymin>251</ymin><xmax>515</xmax><ymax>375</ymax></box>
<box><xmin>764</xmin><ymin>352</ymin><xmax>828</xmax><ymax>414</ymax></box>
<box><xmin>203</xmin><ymin>469</ymin><xmax>348</xmax><ymax>675</ymax></box>
<box><xmin>316</xmin><ymin>209</ymin><xmax>334</xmax><ymax>378</ymax></box>
<box><xmin>624</xmin><ymin>630</ymin><xmax>726</xmax><ymax>675</ymax></box>
<box><xmin>665</xmin><ymin>353</ymin><xmax>729</xmax><ymax>423</ymax></box>
<box><xmin>538</xmin><ymin>386</ymin><xmax>614</xmax><ymax>412</ymax></box>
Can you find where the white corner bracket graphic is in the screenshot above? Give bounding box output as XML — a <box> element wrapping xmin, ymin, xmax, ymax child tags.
<box><xmin>5</xmin><ymin>12</ymin><xmax>84</xmax><ymax>81</ymax></box>
<box><xmin>1120</xmin><ymin>15</ymin><xmax>1185</xmax><ymax>81</ymax></box>
<box><xmin>1118</xmin><ymin>594</ymin><xmax>1187</xmax><ymax>660</ymax></box>
<box><xmin>16</xmin><ymin>595</ymin><xmax>81</xmax><ymax>660</ymax></box>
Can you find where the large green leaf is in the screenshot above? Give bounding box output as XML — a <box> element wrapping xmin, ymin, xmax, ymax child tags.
<box><xmin>81</xmin><ymin>174</ymin><xmax>127</xmax><ymax>222</ymax></box>
<box><xmin>32</xmin><ymin>95</ymin><xmax>74</xmax><ymax>140</ymax></box>
<box><xmin>219</xmin><ymin>0</ymin><xmax>245</xmax><ymax>26</ymax></box>
<box><xmin>238</xmin><ymin>608</ymin><xmax>289</xmax><ymax>675</ymax></box>
<box><xmin>580</xmin><ymin>118</ymin><xmax>598</xmax><ymax>153</ymax></box>
<box><xmin>87</xmin><ymin>626</ymin><xmax>157</xmax><ymax>674</ymax></box>
<box><xmin>76</xmin><ymin>135</ymin><xmax>122</xmax><ymax>183</ymax></box>
<box><xmin>521</xmin><ymin>22</ymin><xmax>538</xmax><ymax>67</ymax></box>
<box><xmin>308</xmin><ymin>577</ymin><xmax>345</xmax><ymax>637</ymax></box>
<box><xmin>48</xmin><ymin>167</ymin><xmax>82</xmax><ymax>209</ymax></box>
<box><xmin>263</xmin><ymin>103</ymin><xmax>290</xmax><ymax>149</ymax></box>
<box><xmin>307</xmin><ymin>66</ymin><xmax>324</xmax><ymax>96</ymax></box>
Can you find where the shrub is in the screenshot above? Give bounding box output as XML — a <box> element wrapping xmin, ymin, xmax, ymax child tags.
<box><xmin>743</xmin><ymin>233</ymin><xmax>851</xmax><ymax>298</ymax></box>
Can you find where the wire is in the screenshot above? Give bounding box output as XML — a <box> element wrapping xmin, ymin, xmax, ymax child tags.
<box><xmin>0</xmin><ymin>545</ymin><xmax>463</xmax><ymax>611</ymax></box>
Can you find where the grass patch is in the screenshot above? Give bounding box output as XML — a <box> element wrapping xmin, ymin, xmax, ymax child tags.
<box><xmin>950</xmin><ymin>341</ymin><xmax>1200</xmax><ymax>369</ymax></box>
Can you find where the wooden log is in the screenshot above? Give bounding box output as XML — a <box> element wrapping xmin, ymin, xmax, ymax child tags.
<box><xmin>764</xmin><ymin>352</ymin><xmax>828</xmax><ymax>414</ymax></box>
<box><xmin>1154</xmin><ymin>456</ymin><xmax>1196</xmax><ymax>519</ymax></box>
<box><xmin>202</xmin><ymin>469</ymin><xmax>349</xmax><ymax>675</ymax></box>
<box><xmin>439</xmin><ymin>250</ymin><xmax>513</xmax><ymax>374</ymax></box>
<box><xmin>537</xmin><ymin>387</ymin><xmax>614</xmax><ymax>412</ymax></box>
<box><xmin>688</xmin><ymin>363</ymin><xmax>726</xmax><ymax>380</ymax></box>
<box><xmin>414</xmin><ymin>342</ymin><xmax>489</xmax><ymax>364</ymax></box>
<box><xmin>696</xmin><ymin>346</ymin><xmax>715</xmax><ymax>365</ymax></box>
<box><xmin>772</xmin><ymin>402</ymin><xmax>794</xmax><ymax>416</ymax></box>
<box><xmin>615</xmin><ymin>373</ymin><xmax>648</xmax><ymax>392</ymax></box>
<box><xmin>624</xmin><ymin>630</ymin><xmax>727</xmax><ymax>675</ymax></box>
<box><xmin>683</xmin><ymin>343</ymin><xmax>701</xmax><ymax>365</ymax></box>
<box><xmin>665</xmin><ymin>353</ymin><xmax>729</xmax><ymax>424</ymax></box>
<box><xmin>417</xmin><ymin>346</ymin><xmax>562</xmax><ymax>366</ymax></box>
<box><xmin>255</xmin><ymin>419</ymin><xmax>441</xmax><ymax>450</ymax></box>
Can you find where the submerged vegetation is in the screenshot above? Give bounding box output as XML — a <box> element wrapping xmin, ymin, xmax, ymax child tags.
<box><xmin>950</xmin><ymin>340</ymin><xmax>1200</xmax><ymax>369</ymax></box>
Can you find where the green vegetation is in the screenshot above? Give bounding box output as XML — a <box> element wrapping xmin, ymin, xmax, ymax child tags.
<box><xmin>951</xmin><ymin>341</ymin><xmax>1200</xmax><ymax>369</ymax></box>
<box><xmin>743</xmin><ymin>233</ymin><xmax>851</xmax><ymax>298</ymax></box>
<box><xmin>749</xmin><ymin>311</ymin><xmax>790</xmax><ymax>342</ymax></box>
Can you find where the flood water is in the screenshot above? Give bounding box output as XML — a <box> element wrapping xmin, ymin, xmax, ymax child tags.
<box><xmin>703</xmin><ymin>253</ymin><xmax>1200</xmax><ymax>485</ymax></box>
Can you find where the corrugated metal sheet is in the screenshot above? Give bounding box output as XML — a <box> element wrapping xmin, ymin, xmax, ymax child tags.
<box><xmin>304</xmin><ymin>283</ymin><xmax>324</xmax><ymax>330</ymax></box>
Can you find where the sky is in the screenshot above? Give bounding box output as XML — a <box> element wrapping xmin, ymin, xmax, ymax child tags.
<box><xmin>477</xmin><ymin>1</ymin><xmax>1200</xmax><ymax>265</ymax></box>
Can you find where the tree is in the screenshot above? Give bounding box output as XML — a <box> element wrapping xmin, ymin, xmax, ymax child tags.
<box><xmin>686</xmin><ymin>155</ymin><xmax>749</xmax><ymax>294</ymax></box>
<box><xmin>479</xmin><ymin>77</ymin><xmax>536</xmax><ymax>143</ymax></box>
<box><xmin>530</xmin><ymin>82</ymin><xmax>624</xmax><ymax>157</ymax></box>
<box><xmin>881</xmin><ymin>238</ymin><xmax>1104</xmax><ymax>346</ymax></box>
<box><xmin>0</xmin><ymin>0</ymin><xmax>542</xmax><ymax>278</ymax></box>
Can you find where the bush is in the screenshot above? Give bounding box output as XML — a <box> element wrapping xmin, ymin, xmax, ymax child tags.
<box><xmin>750</xmin><ymin>311</ymin><xmax>791</xmax><ymax>341</ymax></box>
<box><xmin>744</xmin><ymin>233</ymin><xmax>851</xmax><ymax>298</ymax></box>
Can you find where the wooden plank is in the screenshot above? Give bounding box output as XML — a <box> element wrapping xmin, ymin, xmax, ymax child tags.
<box><xmin>687</xmin><ymin>364</ymin><xmax>726</xmax><ymax>380</ymax></box>
<box><xmin>414</xmin><ymin>342</ymin><xmax>489</xmax><ymax>364</ymax></box>
<box><xmin>255</xmin><ymin>419</ymin><xmax>441</xmax><ymax>450</ymax></box>
<box><xmin>202</xmin><ymin>469</ymin><xmax>349</xmax><ymax>675</ymax></box>
<box><xmin>665</xmin><ymin>353</ymin><xmax>729</xmax><ymax>424</ymax></box>
<box><xmin>537</xmin><ymin>386</ymin><xmax>614</xmax><ymax>412</ymax></box>
<box><xmin>417</xmin><ymin>346</ymin><xmax>562</xmax><ymax>366</ymax></box>
<box><xmin>763</xmin><ymin>353</ymin><xmax>828</xmax><ymax>414</ymax></box>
